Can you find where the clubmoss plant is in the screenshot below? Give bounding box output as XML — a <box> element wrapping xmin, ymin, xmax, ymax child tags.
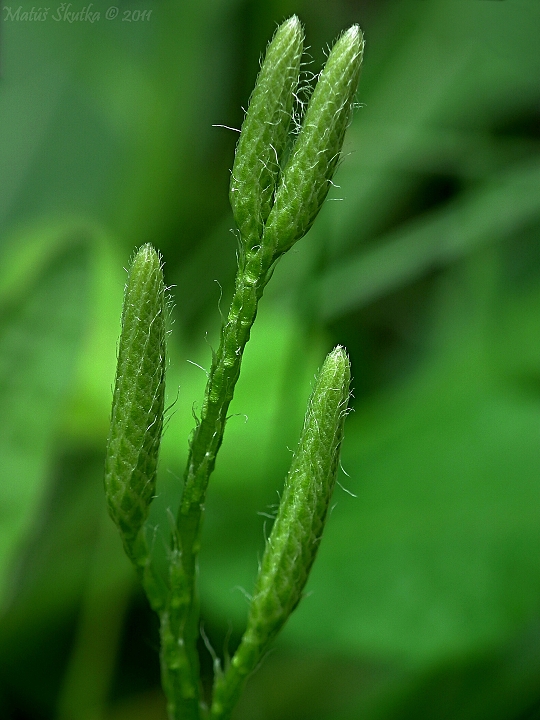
<box><xmin>104</xmin><ymin>16</ymin><xmax>363</xmax><ymax>720</ymax></box>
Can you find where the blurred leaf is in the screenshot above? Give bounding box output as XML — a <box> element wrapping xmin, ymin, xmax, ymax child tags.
<box><xmin>231</xmin><ymin>627</ymin><xmax>540</xmax><ymax>720</ymax></box>
<box><xmin>285</xmin><ymin>249</ymin><xmax>540</xmax><ymax>667</ymax></box>
<box><xmin>63</xmin><ymin>233</ymin><xmax>126</xmax><ymax>444</ymax></box>
<box><xmin>194</xmin><ymin>245</ymin><xmax>540</xmax><ymax>677</ymax></box>
<box><xmin>0</xmin><ymin>228</ymin><xmax>90</xmax><ymax>611</ymax></box>
<box><xmin>326</xmin><ymin>0</ymin><xmax>540</xmax><ymax>253</ymax></box>
<box><xmin>318</xmin><ymin>161</ymin><xmax>540</xmax><ymax>319</ymax></box>
<box><xmin>0</xmin><ymin>39</ymin><xmax>70</xmax><ymax>229</ymax></box>
<box><xmin>56</xmin><ymin>511</ymin><xmax>135</xmax><ymax>720</ymax></box>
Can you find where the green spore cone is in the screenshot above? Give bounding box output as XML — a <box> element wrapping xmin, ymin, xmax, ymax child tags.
<box><xmin>104</xmin><ymin>243</ymin><xmax>166</xmax><ymax>569</ymax></box>
<box><xmin>210</xmin><ymin>346</ymin><xmax>351</xmax><ymax>720</ymax></box>
<box><xmin>230</xmin><ymin>15</ymin><xmax>304</xmax><ymax>247</ymax></box>
<box><xmin>264</xmin><ymin>25</ymin><xmax>364</xmax><ymax>257</ymax></box>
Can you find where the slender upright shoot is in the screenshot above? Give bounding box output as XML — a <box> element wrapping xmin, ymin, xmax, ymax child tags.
<box><xmin>104</xmin><ymin>16</ymin><xmax>363</xmax><ymax>720</ymax></box>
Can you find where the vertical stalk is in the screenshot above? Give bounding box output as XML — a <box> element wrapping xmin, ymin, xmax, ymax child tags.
<box><xmin>165</xmin><ymin>249</ymin><xmax>273</xmax><ymax>718</ymax></box>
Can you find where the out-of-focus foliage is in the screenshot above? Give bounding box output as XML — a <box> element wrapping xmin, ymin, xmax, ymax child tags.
<box><xmin>1</xmin><ymin>1</ymin><xmax>540</xmax><ymax>719</ymax></box>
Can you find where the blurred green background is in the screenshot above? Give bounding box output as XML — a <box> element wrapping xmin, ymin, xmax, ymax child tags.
<box><xmin>1</xmin><ymin>1</ymin><xmax>540</xmax><ymax>718</ymax></box>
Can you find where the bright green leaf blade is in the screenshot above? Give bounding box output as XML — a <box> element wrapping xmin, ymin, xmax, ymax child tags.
<box><xmin>0</xmin><ymin>232</ymin><xmax>90</xmax><ymax>611</ymax></box>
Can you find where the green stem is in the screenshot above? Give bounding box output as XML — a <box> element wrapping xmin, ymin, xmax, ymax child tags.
<box><xmin>178</xmin><ymin>249</ymin><xmax>272</xmax><ymax>525</ymax></box>
<box><xmin>159</xmin><ymin>601</ymin><xmax>201</xmax><ymax>720</ymax></box>
<box><xmin>209</xmin><ymin>640</ymin><xmax>256</xmax><ymax>720</ymax></box>
<box><xmin>164</xmin><ymin>248</ymin><xmax>273</xmax><ymax>719</ymax></box>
